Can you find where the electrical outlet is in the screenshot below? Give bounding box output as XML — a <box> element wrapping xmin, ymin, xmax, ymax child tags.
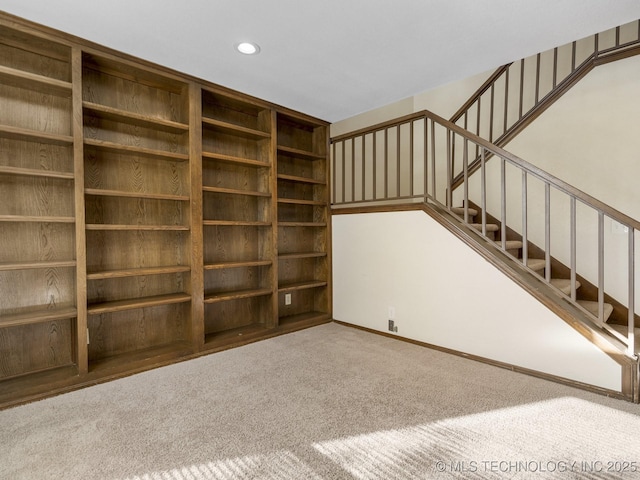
<box><xmin>389</xmin><ymin>319</ymin><xmax>397</xmax><ymax>332</ymax></box>
<box><xmin>285</xmin><ymin>293</ymin><xmax>292</xmax><ymax>305</ymax></box>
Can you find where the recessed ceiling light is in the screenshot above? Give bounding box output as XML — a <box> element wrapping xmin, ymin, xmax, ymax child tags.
<box><xmin>236</xmin><ymin>42</ymin><xmax>260</xmax><ymax>55</ymax></box>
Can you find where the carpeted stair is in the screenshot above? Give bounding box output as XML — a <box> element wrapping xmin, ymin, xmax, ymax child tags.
<box><xmin>452</xmin><ymin>207</ymin><xmax>614</xmax><ymax>321</ymax></box>
<box><xmin>453</xmin><ymin>206</ymin><xmax>640</xmax><ymax>354</ymax></box>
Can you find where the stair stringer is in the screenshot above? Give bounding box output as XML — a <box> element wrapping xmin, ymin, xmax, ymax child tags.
<box><xmin>331</xmin><ymin>204</ymin><xmax>638</xmax><ymax>401</ymax></box>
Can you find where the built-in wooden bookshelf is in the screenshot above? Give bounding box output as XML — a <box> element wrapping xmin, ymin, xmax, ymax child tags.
<box><xmin>81</xmin><ymin>52</ymin><xmax>193</xmax><ymax>374</ymax></box>
<box><xmin>276</xmin><ymin>114</ymin><xmax>331</xmax><ymax>327</ymax></box>
<box><xmin>0</xmin><ymin>12</ymin><xmax>331</xmax><ymax>409</ymax></box>
<box><xmin>0</xmin><ymin>23</ymin><xmax>79</xmax><ymax>396</ymax></box>
<box><xmin>201</xmin><ymin>89</ymin><xmax>276</xmax><ymax>346</ymax></box>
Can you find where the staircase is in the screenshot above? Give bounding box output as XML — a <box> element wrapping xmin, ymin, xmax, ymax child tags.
<box><xmin>451</xmin><ymin>205</ymin><xmax>613</xmax><ymax>321</ymax></box>
<box><xmin>448</xmin><ymin>19</ymin><xmax>640</xmax><ymax>187</ymax></box>
<box><xmin>331</xmin><ymin>20</ymin><xmax>640</xmax><ymax>400</ymax></box>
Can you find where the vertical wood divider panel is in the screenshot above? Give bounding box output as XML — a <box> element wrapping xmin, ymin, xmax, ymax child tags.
<box><xmin>316</xmin><ymin>126</ymin><xmax>333</xmax><ymax>318</ymax></box>
<box><xmin>72</xmin><ymin>47</ymin><xmax>88</xmax><ymax>374</ymax></box>
<box><xmin>269</xmin><ymin>110</ymin><xmax>279</xmax><ymax>328</ymax></box>
<box><xmin>189</xmin><ymin>84</ymin><xmax>204</xmax><ymax>349</ymax></box>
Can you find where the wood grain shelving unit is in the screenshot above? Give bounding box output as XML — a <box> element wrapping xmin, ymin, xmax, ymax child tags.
<box><xmin>276</xmin><ymin>113</ymin><xmax>332</xmax><ymax>327</ymax></box>
<box><xmin>0</xmin><ymin>22</ymin><xmax>79</xmax><ymax>390</ymax></box>
<box><xmin>81</xmin><ymin>51</ymin><xmax>193</xmax><ymax>373</ymax></box>
<box><xmin>200</xmin><ymin>89</ymin><xmax>276</xmax><ymax>345</ymax></box>
<box><xmin>0</xmin><ymin>12</ymin><xmax>331</xmax><ymax>409</ymax></box>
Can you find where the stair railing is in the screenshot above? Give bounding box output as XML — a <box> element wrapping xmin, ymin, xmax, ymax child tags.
<box><xmin>331</xmin><ymin>109</ymin><xmax>638</xmax><ymax>356</ymax></box>
<box><xmin>449</xmin><ymin>19</ymin><xmax>640</xmax><ymax>188</ymax></box>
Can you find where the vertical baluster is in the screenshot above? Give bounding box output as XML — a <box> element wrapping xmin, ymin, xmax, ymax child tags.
<box><xmin>362</xmin><ymin>135</ymin><xmax>366</xmax><ymax>202</ymax></box>
<box><xmin>489</xmin><ymin>84</ymin><xmax>495</xmax><ymax>142</ymax></box>
<box><xmin>598</xmin><ymin>211</ymin><xmax>605</xmax><ymax>323</ymax></box>
<box><xmin>570</xmin><ymin>197</ymin><xmax>577</xmax><ymax>301</ymax></box>
<box><xmin>545</xmin><ymin>183</ymin><xmax>551</xmax><ymax>282</ymax></box>
<box><xmin>463</xmin><ymin>138</ymin><xmax>469</xmax><ymax>223</ymax></box>
<box><xmin>553</xmin><ymin>47</ymin><xmax>558</xmax><ymax>89</ymax></box>
<box><xmin>503</xmin><ymin>68</ymin><xmax>509</xmax><ymax>137</ymax></box>
<box><xmin>446</xmin><ymin>129</ymin><xmax>452</xmax><ymax>208</ymax></box>
<box><xmin>424</xmin><ymin>118</ymin><xmax>428</xmax><ymax>201</ymax></box>
<box><xmin>501</xmin><ymin>158</ymin><xmax>506</xmax><ymax>250</ymax></box>
<box><xmin>481</xmin><ymin>148</ymin><xmax>487</xmax><ymax>237</ymax></box>
<box><xmin>409</xmin><ymin>120</ymin><xmax>414</xmax><ymax>198</ymax></box>
<box><xmin>372</xmin><ymin>131</ymin><xmax>377</xmax><ymax>200</ymax></box>
<box><xmin>571</xmin><ymin>41</ymin><xmax>576</xmax><ymax>72</ymax></box>
<box><xmin>396</xmin><ymin>124</ymin><xmax>401</xmax><ymax>198</ymax></box>
<box><xmin>430</xmin><ymin>120</ymin><xmax>436</xmax><ymax>202</ymax></box>
<box><xmin>351</xmin><ymin>136</ymin><xmax>356</xmax><ymax>203</ymax></box>
<box><xmin>628</xmin><ymin>227</ymin><xmax>635</xmax><ymax>355</ymax></box>
<box><xmin>519</xmin><ymin>59</ymin><xmax>524</xmax><ymax>120</ymax></box>
<box><xmin>522</xmin><ymin>171</ymin><xmax>528</xmax><ymax>267</ymax></box>
<box><xmin>594</xmin><ymin>32</ymin><xmax>599</xmax><ymax>58</ymax></box>
<box><xmin>332</xmin><ymin>141</ymin><xmax>337</xmax><ymax>204</ymax></box>
<box><xmin>476</xmin><ymin>97</ymin><xmax>481</xmax><ymax>160</ymax></box>
<box><xmin>616</xmin><ymin>26</ymin><xmax>621</xmax><ymax>47</ymax></box>
<box><xmin>535</xmin><ymin>53</ymin><xmax>541</xmax><ymax>105</ymax></box>
<box><xmin>341</xmin><ymin>141</ymin><xmax>346</xmax><ymax>204</ymax></box>
<box><xmin>384</xmin><ymin>128</ymin><xmax>388</xmax><ymax>200</ymax></box>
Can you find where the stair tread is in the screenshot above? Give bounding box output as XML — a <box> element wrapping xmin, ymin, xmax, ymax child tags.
<box><xmin>470</xmin><ymin>223</ymin><xmax>499</xmax><ymax>232</ymax></box>
<box><xmin>527</xmin><ymin>258</ymin><xmax>546</xmax><ymax>271</ymax></box>
<box><xmin>452</xmin><ymin>207</ymin><xmax>478</xmax><ymax>217</ymax></box>
<box><xmin>495</xmin><ymin>240</ymin><xmax>523</xmax><ymax>250</ymax></box>
<box><xmin>577</xmin><ymin>300</ymin><xmax>614</xmax><ymax>321</ymax></box>
<box><xmin>549</xmin><ymin>278</ymin><xmax>582</xmax><ymax>295</ymax></box>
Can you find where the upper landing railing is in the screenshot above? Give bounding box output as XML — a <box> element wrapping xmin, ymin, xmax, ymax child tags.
<box><xmin>449</xmin><ymin>19</ymin><xmax>640</xmax><ymax>187</ymax></box>
<box><xmin>331</xmin><ymin>109</ymin><xmax>638</xmax><ymax>357</ymax></box>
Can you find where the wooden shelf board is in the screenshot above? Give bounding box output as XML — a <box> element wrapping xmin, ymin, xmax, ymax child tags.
<box><xmin>0</xmin><ymin>215</ymin><xmax>75</xmax><ymax>223</ymax></box>
<box><xmin>277</xmin><ymin>174</ymin><xmax>325</xmax><ymax>185</ymax></box>
<box><xmin>203</xmin><ymin>220</ymin><xmax>271</xmax><ymax>227</ymax></box>
<box><xmin>204</xmin><ymin>324</ymin><xmax>269</xmax><ymax>346</ymax></box>
<box><xmin>278</xmin><ymin>280</ymin><xmax>328</xmax><ymax>292</ymax></box>
<box><xmin>204</xmin><ymin>260</ymin><xmax>272</xmax><ymax>270</ymax></box>
<box><xmin>85</xmin><ymin>224</ymin><xmax>189</xmax><ymax>231</ymax></box>
<box><xmin>204</xmin><ymin>288</ymin><xmax>272</xmax><ymax>303</ymax></box>
<box><xmin>83</xmin><ymin>102</ymin><xmax>189</xmax><ymax>133</ymax></box>
<box><xmin>0</xmin><ymin>124</ymin><xmax>73</xmax><ymax>146</ymax></box>
<box><xmin>88</xmin><ymin>341</ymin><xmax>193</xmax><ymax>375</ymax></box>
<box><xmin>87</xmin><ymin>265</ymin><xmax>191</xmax><ymax>280</ymax></box>
<box><xmin>0</xmin><ymin>165</ymin><xmax>74</xmax><ymax>180</ymax></box>
<box><xmin>202</xmin><ymin>186</ymin><xmax>271</xmax><ymax>197</ymax></box>
<box><xmin>278</xmin><ymin>252</ymin><xmax>326</xmax><ymax>260</ymax></box>
<box><xmin>0</xmin><ymin>307</ymin><xmax>78</xmax><ymax>329</ymax></box>
<box><xmin>0</xmin><ymin>65</ymin><xmax>72</xmax><ymax>97</ymax></box>
<box><xmin>278</xmin><ymin>221</ymin><xmax>326</xmax><ymax>227</ymax></box>
<box><xmin>0</xmin><ymin>365</ymin><xmax>79</xmax><ymax>409</ymax></box>
<box><xmin>84</xmin><ymin>138</ymin><xmax>189</xmax><ymax>162</ymax></box>
<box><xmin>88</xmin><ymin>293</ymin><xmax>191</xmax><ymax>315</ymax></box>
<box><xmin>277</xmin><ymin>145</ymin><xmax>325</xmax><ymax>160</ymax></box>
<box><xmin>82</xmin><ymin>53</ymin><xmax>187</xmax><ymax>95</ymax></box>
<box><xmin>279</xmin><ymin>311</ymin><xmax>331</xmax><ymax>327</ymax></box>
<box><xmin>0</xmin><ymin>260</ymin><xmax>76</xmax><ymax>272</ymax></box>
<box><xmin>277</xmin><ymin>198</ymin><xmax>325</xmax><ymax>206</ymax></box>
<box><xmin>202</xmin><ymin>151</ymin><xmax>270</xmax><ymax>168</ymax></box>
<box><xmin>202</xmin><ymin>117</ymin><xmax>270</xmax><ymax>140</ymax></box>
<box><xmin>84</xmin><ymin>188</ymin><xmax>189</xmax><ymax>201</ymax></box>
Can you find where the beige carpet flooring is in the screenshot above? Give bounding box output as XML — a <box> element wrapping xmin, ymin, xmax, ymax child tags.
<box><xmin>2</xmin><ymin>322</ymin><xmax>640</xmax><ymax>479</ymax></box>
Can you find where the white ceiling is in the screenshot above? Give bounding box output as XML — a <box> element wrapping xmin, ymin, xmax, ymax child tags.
<box><xmin>2</xmin><ymin>1</ymin><xmax>640</xmax><ymax>122</ymax></box>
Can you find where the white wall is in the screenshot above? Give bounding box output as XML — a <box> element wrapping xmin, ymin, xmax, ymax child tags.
<box><xmin>332</xmin><ymin>210</ymin><xmax>622</xmax><ymax>392</ymax></box>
